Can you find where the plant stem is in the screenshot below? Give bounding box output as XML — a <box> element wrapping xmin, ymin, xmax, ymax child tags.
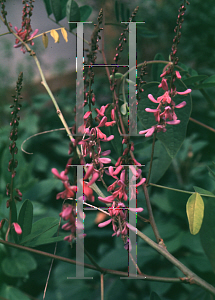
<box><xmin>146</xmin><ymin>131</ymin><xmax>157</xmax><ymax>185</ymax></box>
<box><xmin>1</xmin><ymin>238</ymin><xmax>215</xmax><ymax>294</ymax></box>
<box><xmin>189</xmin><ymin>117</ymin><xmax>215</xmax><ymax>133</ymax></box>
<box><xmin>101</xmin><ymin>273</ymin><xmax>104</xmax><ymax>300</ymax></box>
<box><xmin>0</xmin><ymin>239</ymin><xmax>197</xmax><ymax>284</ymax></box>
<box><xmin>135</xmin><ymin>228</ymin><xmax>215</xmax><ymax>296</ymax></box>
<box><xmin>129</xmin><ymin>150</ymin><xmax>161</xmax><ymax>243</ymax></box>
<box><xmin>143</xmin><ymin>183</ymin><xmax>161</xmax><ymax>243</ymax></box>
<box><xmin>149</xmin><ymin>183</ymin><xmax>215</xmax><ymax>198</ymax></box>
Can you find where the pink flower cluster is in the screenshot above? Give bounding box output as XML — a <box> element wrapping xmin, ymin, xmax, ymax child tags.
<box><xmin>59</xmin><ymin>204</ymin><xmax>85</xmax><ymax>243</ymax></box>
<box><xmin>139</xmin><ymin>70</ymin><xmax>191</xmax><ymax>137</ymax></box>
<box><xmin>97</xmin><ymin>165</ymin><xmax>145</xmax><ymax>241</ymax></box>
<box><xmin>77</xmin><ymin>105</ymin><xmax>116</xmax><ymax>158</ymax></box>
<box><xmin>13</xmin><ymin>0</ymin><xmax>38</xmax><ymax>53</ymax></box>
<box><xmin>14</xmin><ymin>26</ymin><xmax>38</xmax><ymax>53</ymax></box>
<box><xmin>51</xmin><ymin>166</ymin><xmax>95</xmax><ymax>202</ymax></box>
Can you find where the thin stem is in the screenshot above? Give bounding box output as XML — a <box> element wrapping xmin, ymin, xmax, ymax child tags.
<box><xmin>146</xmin><ymin>131</ymin><xmax>157</xmax><ymax>185</ymax></box>
<box><xmin>143</xmin><ymin>183</ymin><xmax>161</xmax><ymax>243</ymax></box>
<box><xmin>43</xmin><ymin>215</ymin><xmax>62</xmax><ymax>300</ymax></box>
<box><xmin>149</xmin><ymin>183</ymin><xmax>215</xmax><ymax>198</ymax></box>
<box><xmin>0</xmin><ymin>239</ymin><xmax>198</xmax><ymax>284</ymax></box>
<box><xmin>84</xmin><ymin>248</ymin><xmax>104</xmax><ymax>274</ymax></box>
<box><xmin>101</xmin><ymin>273</ymin><xmax>104</xmax><ymax>300</ymax></box>
<box><xmin>189</xmin><ymin>117</ymin><xmax>215</xmax><ymax>133</ymax></box>
<box><xmin>83</xmin><ymin>201</ymin><xmax>110</xmax><ymax>216</ymax></box>
<box><xmin>0</xmin><ymin>31</ymin><xmax>10</xmax><ymax>37</ymax></box>
<box><xmin>129</xmin><ymin>252</ymin><xmax>142</xmax><ymax>275</ymax></box>
<box><xmin>31</xmin><ymin>27</ymin><xmax>66</xmax><ymax>40</ymax></box>
<box><xmin>129</xmin><ymin>150</ymin><xmax>161</xmax><ymax>242</ymax></box>
<box><xmin>1</xmin><ymin>21</ymin><xmax>107</xmax><ymax>201</ymax></box>
<box><xmin>135</xmin><ymin>228</ymin><xmax>215</xmax><ymax>296</ymax></box>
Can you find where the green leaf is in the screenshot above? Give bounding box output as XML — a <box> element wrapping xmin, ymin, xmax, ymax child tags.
<box><xmin>10</xmin><ymin>199</ymin><xmax>17</xmax><ymax>224</ymax></box>
<box><xmin>137</xmin><ymin>26</ymin><xmax>158</xmax><ymax>39</ymax></box>
<box><xmin>18</xmin><ymin>200</ymin><xmax>33</xmax><ymax>242</ymax></box>
<box><xmin>67</xmin><ymin>0</ymin><xmax>80</xmax><ymax>31</ymax></box>
<box><xmin>115</xmin><ymin>0</ymin><xmax>119</xmax><ymax>22</ymax></box>
<box><xmin>61</xmin><ymin>0</ymin><xmax>69</xmax><ymax>19</ymax></box>
<box><xmin>182</xmin><ymin>75</ymin><xmax>208</xmax><ymax>85</ymax></box>
<box><xmin>186</xmin><ymin>192</ymin><xmax>204</xmax><ymax>235</ymax></box>
<box><xmin>110</xmin><ymin>72</ymin><xmax>123</xmax><ymax>80</ymax></box>
<box><xmin>80</xmin><ymin>5</ymin><xmax>92</xmax><ymax>22</ymax></box>
<box><xmin>1</xmin><ymin>251</ymin><xmax>37</xmax><ymax>278</ymax></box>
<box><xmin>194</xmin><ymin>187</ymin><xmax>215</xmax><ymax>273</ymax></box>
<box><xmin>106</xmin><ymin>279</ymin><xmax>128</xmax><ymax>300</ymax></box>
<box><xmin>10</xmin><ymin>199</ymin><xmax>19</xmax><ymax>243</ymax></box>
<box><xmin>0</xmin><ymin>283</ymin><xmax>30</xmax><ymax>300</ymax></box>
<box><xmin>146</xmin><ymin>140</ymin><xmax>172</xmax><ymax>183</ymax></box>
<box><xmin>152</xmin><ymin>53</ymin><xmax>166</xmax><ymax>81</ymax></box>
<box><xmin>150</xmin><ymin>291</ymin><xmax>162</xmax><ymax>300</ymax></box>
<box><xmin>120</xmin><ymin>3</ymin><xmax>125</xmax><ymax>22</ymax></box>
<box><xmin>23</xmin><ymin>178</ymin><xmax>62</xmax><ymax>202</ymax></box>
<box><xmin>207</xmin><ymin>165</ymin><xmax>215</xmax><ymax>181</ymax></box>
<box><xmin>99</xmin><ymin>248</ymin><xmax>128</xmax><ymax>269</ymax></box>
<box><xmin>193</xmin><ymin>75</ymin><xmax>215</xmax><ymax>89</ymax></box>
<box><xmin>43</xmin><ymin>0</ymin><xmax>52</xmax><ymax>16</ymax></box>
<box><xmin>20</xmin><ymin>217</ymin><xmax>59</xmax><ymax>247</ymax></box>
<box><xmin>50</xmin><ymin>0</ymin><xmax>62</xmax><ymax>22</ymax></box>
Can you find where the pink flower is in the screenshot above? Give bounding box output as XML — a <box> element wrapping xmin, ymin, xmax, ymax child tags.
<box><xmin>13</xmin><ymin>222</ymin><xmax>22</xmax><ymax>235</ymax></box>
<box><xmin>175</xmin><ymin>101</ymin><xmax>186</xmax><ymax>108</ymax></box>
<box><xmin>177</xmin><ymin>89</ymin><xmax>191</xmax><ymax>95</ymax></box>
<box><xmin>158</xmin><ymin>78</ymin><xmax>168</xmax><ymax>91</ymax></box>
<box><xmin>175</xmin><ymin>71</ymin><xmax>181</xmax><ymax>79</ymax></box>
<box><xmin>52</xmin><ymin>168</ymin><xmax>68</xmax><ymax>181</ymax></box>
<box><xmin>139</xmin><ymin>126</ymin><xmax>156</xmax><ymax>137</ymax></box>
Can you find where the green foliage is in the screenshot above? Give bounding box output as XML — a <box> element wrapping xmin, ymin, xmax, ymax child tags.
<box><xmin>1</xmin><ymin>250</ymin><xmax>37</xmax><ymax>278</ymax></box>
<box><xmin>150</xmin><ymin>291</ymin><xmax>162</xmax><ymax>300</ymax></box>
<box><xmin>0</xmin><ymin>283</ymin><xmax>30</xmax><ymax>300</ymax></box>
<box><xmin>67</xmin><ymin>0</ymin><xmax>80</xmax><ymax>30</ymax></box>
<box><xmin>50</xmin><ymin>0</ymin><xmax>62</xmax><ymax>22</ymax></box>
<box><xmin>18</xmin><ymin>200</ymin><xmax>33</xmax><ymax>242</ymax></box>
<box><xmin>20</xmin><ymin>217</ymin><xmax>63</xmax><ymax>247</ymax></box>
<box><xmin>194</xmin><ymin>187</ymin><xmax>215</xmax><ymax>273</ymax></box>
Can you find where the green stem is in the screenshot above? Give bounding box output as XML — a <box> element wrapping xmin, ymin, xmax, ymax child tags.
<box><xmin>146</xmin><ymin>131</ymin><xmax>157</xmax><ymax>185</ymax></box>
<box><xmin>149</xmin><ymin>183</ymin><xmax>215</xmax><ymax>198</ymax></box>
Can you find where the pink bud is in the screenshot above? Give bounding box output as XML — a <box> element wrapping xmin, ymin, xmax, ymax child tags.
<box><xmin>148</xmin><ymin>94</ymin><xmax>158</xmax><ymax>103</ymax></box>
<box><xmin>101</xmin><ymin>150</ymin><xmax>111</xmax><ymax>156</ymax></box>
<box><xmin>13</xmin><ymin>222</ymin><xmax>22</xmax><ymax>235</ymax></box>
<box><xmin>166</xmin><ymin>120</ymin><xmax>180</xmax><ymax>125</ymax></box>
<box><xmin>84</xmin><ymin>164</ymin><xmax>94</xmax><ymax>180</ymax></box>
<box><xmin>98</xmin><ymin>219</ymin><xmax>112</xmax><ymax>228</ymax></box>
<box><xmin>175</xmin><ymin>101</ymin><xmax>186</xmax><ymax>108</ymax></box>
<box><xmin>175</xmin><ymin>71</ymin><xmax>181</xmax><ymax>79</ymax></box>
<box><xmin>84</xmin><ymin>111</ymin><xmax>92</xmax><ymax>119</ymax></box>
<box><xmin>177</xmin><ymin>89</ymin><xmax>191</xmax><ymax>95</ymax></box>
<box><xmin>98</xmin><ymin>116</ymin><xmax>107</xmax><ymax>127</ymax></box>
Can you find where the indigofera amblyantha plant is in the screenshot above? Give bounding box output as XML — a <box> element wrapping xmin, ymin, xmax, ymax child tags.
<box><xmin>1</xmin><ymin>1</ymin><xmax>215</xmax><ymax>299</ymax></box>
